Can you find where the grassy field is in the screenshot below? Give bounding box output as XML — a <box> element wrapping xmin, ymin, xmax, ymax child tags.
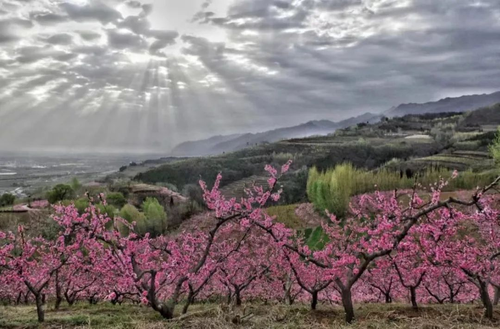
<box><xmin>265</xmin><ymin>204</ymin><xmax>305</xmax><ymax>229</ymax></box>
<box><xmin>1</xmin><ymin>302</ymin><xmax>499</xmax><ymax>328</ymax></box>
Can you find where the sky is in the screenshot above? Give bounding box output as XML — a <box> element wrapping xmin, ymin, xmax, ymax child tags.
<box><xmin>0</xmin><ymin>0</ymin><xmax>500</xmax><ymax>154</ymax></box>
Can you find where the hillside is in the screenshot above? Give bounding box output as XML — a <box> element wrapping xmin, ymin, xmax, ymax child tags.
<box><xmin>172</xmin><ymin>91</ymin><xmax>500</xmax><ymax>157</ymax></box>
<box><xmin>134</xmin><ymin>107</ymin><xmax>500</xmax><ymax>203</ymax></box>
<box><xmin>385</xmin><ymin>91</ymin><xmax>500</xmax><ymax>117</ymax></box>
<box><xmin>170</xmin><ymin>112</ymin><xmax>381</xmax><ymax>157</ymax></box>
<box><xmin>458</xmin><ymin>103</ymin><xmax>500</xmax><ymax>131</ymax></box>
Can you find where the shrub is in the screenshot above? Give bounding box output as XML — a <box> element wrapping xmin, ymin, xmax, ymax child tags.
<box><xmin>119</xmin><ymin>204</ymin><xmax>146</xmax><ymax>236</ymax></box>
<box><xmin>138</xmin><ymin>198</ymin><xmax>167</xmax><ymax>237</ymax></box>
<box><xmin>0</xmin><ymin>193</ymin><xmax>15</xmax><ymax>207</ymax></box>
<box><xmin>106</xmin><ymin>192</ymin><xmax>127</xmax><ymax>208</ymax></box>
<box><xmin>489</xmin><ymin>126</ymin><xmax>500</xmax><ymax>165</ymax></box>
<box><xmin>70</xmin><ymin>178</ymin><xmax>82</xmax><ymax>193</ymax></box>
<box><xmin>96</xmin><ymin>204</ymin><xmax>116</xmax><ymax>219</ymax></box>
<box><xmin>74</xmin><ymin>198</ymin><xmax>90</xmax><ymax>214</ymax></box>
<box><xmin>47</xmin><ymin>184</ymin><xmax>74</xmax><ymax>204</ymax></box>
<box><xmin>306</xmin><ymin>164</ymin><xmax>356</xmax><ymax>218</ymax></box>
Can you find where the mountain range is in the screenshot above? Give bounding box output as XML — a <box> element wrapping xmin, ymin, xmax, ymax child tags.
<box><xmin>384</xmin><ymin>91</ymin><xmax>500</xmax><ymax>117</ymax></box>
<box><xmin>171</xmin><ymin>112</ymin><xmax>381</xmax><ymax>156</ymax></box>
<box><xmin>171</xmin><ymin>91</ymin><xmax>500</xmax><ymax>157</ymax></box>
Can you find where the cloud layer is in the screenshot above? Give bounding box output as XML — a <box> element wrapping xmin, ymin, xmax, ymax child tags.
<box><xmin>1</xmin><ymin>0</ymin><xmax>500</xmax><ymax>153</ymax></box>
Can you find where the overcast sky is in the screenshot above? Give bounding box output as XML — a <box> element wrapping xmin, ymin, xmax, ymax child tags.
<box><xmin>0</xmin><ymin>0</ymin><xmax>499</xmax><ymax>153</ymax></box>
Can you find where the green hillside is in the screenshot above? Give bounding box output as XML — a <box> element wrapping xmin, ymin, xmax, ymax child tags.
<box><xmin>134</xmin><ymin>107</ymin><xmax>500</xmax><ymax>204</ymax></box>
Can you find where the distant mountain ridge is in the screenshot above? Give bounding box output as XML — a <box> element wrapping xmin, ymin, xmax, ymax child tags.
<box><xmin>385</xmin><ymin>91</ymin><xmax>500</xmax><ymax>117</ymax></box>
<box><xmin>171</xmin><ymin>112</ymin><xmax>381</xmax><ymax>157</ymax></box>
<box><xmin>172</xmin><ymin>91</ymin><xmax>500</xmax><ymax>157</ymax></box>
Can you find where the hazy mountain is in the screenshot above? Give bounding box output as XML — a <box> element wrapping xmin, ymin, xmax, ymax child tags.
<box><xmin>385</xmin><ymin>91</ymin><xmax>500</xmax><ymax>117</ymax></box>
<box><xmin>169</xmin><ymin>134</ymin><xmax>244</xmax><ymax>158</ymax></box>
<box><xmin>171</xmin><ymin>112</ymin><xmax>381</xmax><ymax>156</ymax></box>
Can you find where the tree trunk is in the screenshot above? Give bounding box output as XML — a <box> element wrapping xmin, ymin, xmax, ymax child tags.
<box><xmin>493</xmin><ymin>285</ymin><xmax>500</xmax><ymax>306</ymax></box>
<box><xmin>16</xmin><ymin>292</ymin><xmax>22</xmax><ymax>305</ymax></box>
<box><xmin>35</xmin><ymin>294</ymin><xmax>45</xmax><ymax>323</ymax></box>
<box><xmin>385</xmin><ymin>293</ymin><xmax>392</xmax><ymax>304</ymax></box>
<box><xmin>449</xmin><ymin>286</ymin><xmax>455</xmax><ymax>304</ymax></box>
<box><xmin>55</xmin><ymin>296</ymin><xmax>62</xmax><ymax>310</ymax></box>
<box><xmin>235</xmin><ymin>288</ymin><xmax>242</xmax><ymax>306</ymax></box>
<box><xmin>226</xmin><ymin>291</ymin><xmax>232</xmax><ymax>305</ymax></box>
<box><xmin>182</xmin><ymin>299</ymin><xmax>191</xmax><ymax>315</ymax></box>
<box><xmin>410</xmin><ymin>287</ymin><xmax>418</xmax><ymax>309</ymax></box>
<box><xmin>182</xmin><ymin>291</ymin><xmax>194</xmax><ymax>315</ymax></box>
<box><xmin>158</xmin><ymin>300</ymin><xmax>175</xmax><ymax>319</ymax></box>
<box><xmin>341</xmin><ymin>288</ymin><xmax>355</xmax><ymax>324</ymax></box>
<box><xmin>54</xmin><ymin>270</ymin><xmax>62</xmax><ymax>310</ymax></box>
<box><xmin>311</xmin><ymin>291</ymin><xmax>318</xmax><ymax>310</ymax></box>
<box><xmin>284</xmin><ymin>274</ymin><xmax>293</xmax><ymax>305</ymax></box>
<box><xmin>479</xmin><ymin>281</ymin><xmax>493</xmax><ymax>320</ymax></box>
<box><xmin>24</xmin><ymin>292</ymin><xmax>30</xmax><ymax>305</ymax></box>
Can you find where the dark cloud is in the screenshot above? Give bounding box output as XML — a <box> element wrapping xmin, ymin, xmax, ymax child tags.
<box><xmin>14</xmin><ymin>46</ymin><xmax>77</xmax><ymax>63</ymax></box>
<box><xmin>0</xmin><ymin>31</ymin><xmax>18</xmax><ymax>44</ymax></box>
<box><xmin>107</xmin><ymin>28</ymin><xmax>147</xmax><ymax>50</ymax></box>
<box><xmin>73</xmin><ymin>45</ymin><xmax>107</xmax><ymax>56</ymax></box>
<box><xmin>60</xmin><ymin>2</ymin><xmax>122</xmax><ymax>24</ymax></box>
<box><xmin>31</xmin><ymin>12</ymin><xmax>68</xmax><ymax>25</ymax></box>
<box><xmin>0</xmin><ymin>17</ymin><xmax>33</xmax><ymax>29</ymax></box>
<box><xmin>141</xmin><ymin>4</ymin><xmax>153</xmax><ymax>17</ymax></box>
<box><xmin>119</xmin><ymin>15</ymin><xmax>150</xmax><ymax>34</ymax></box>
<box><xmin>0</xmin><ymin>17</ymin><xmax>33</xmax><ymax>43</ymax></box>
<box><xmin>78</xmin><ymin>30</ymin><xmax>102</xmax><ymax>41</ymax></box>
<box><xmin>148</xmin><ymin>29</ymin><xmax>179</xmax><ymax>42</ymax></box>
<box><xmin>125</xmin><ymin>1</ymin><xmax>142</xmax><ymax>9</ymax></box>
<box><xmin>45</xmin><ymin>33</ymin><xmax>73</xmax><ymax>45</ymax></box>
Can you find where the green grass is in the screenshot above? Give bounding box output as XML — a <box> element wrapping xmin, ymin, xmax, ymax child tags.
<box><xmin>1</xmin><ymin>302</ymin><xmax>499</xmax><ymax>328</ymax></box>
<box><xmin>0</xmin><ymin>303</ymin><xmax>163</xmax><ymax>329</ymax></box>
<box><xmin>266</xmin><ymin>204</ymin><xmax>304</xmax><ymax>229</ymax></box>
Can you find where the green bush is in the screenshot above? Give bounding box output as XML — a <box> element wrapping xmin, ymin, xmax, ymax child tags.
<box><xmin>489</xmin><ymin>127</ymin><xmax>500</xmax><ymax>165</ymax></box>
<box><xmin>119</xmin><ymin>204</ymin><xmax>146</xmax><ymax>236</ymax></box>
<box><xmin>70</xmin><ymin>178</ymin><xmax>82</xmax><ymax>193</ymax></box>
<box><xmin>307</xmin><ymin>164</ymin><xmax>356</xmax><ymax>218</ymax></box>
<box><xmin>137</xmin><ymin>198</ymin><xmax>168</xmax><ymax>237</ymax></box>
<box><xmin>106</xmin><ymin>192</ymin><xmax>127</xmax><ymax>208</ymax></box>
<box><xmin>74</xmin><ymin>198</ymin><xmax>90</xmax><ymax>214</ymax></box>
<box><xmin>0</xmin><ymin>193</ymin><xmax>15</xmax><ymax>207</ymax></box>
<box><xmin>47</xmin><ymin>184</ymin><xmax>74</xmax><ymax>204</ymax></box>
<box><xmin>96</xmin><ymin>204</ymin><xmax>116</xmax><ymax>219</ymax></box>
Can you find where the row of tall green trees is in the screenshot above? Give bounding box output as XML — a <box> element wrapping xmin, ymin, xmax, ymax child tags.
<box><xmin>308</xmin><ymin>127</ymin><xmax>500</xmax><ymax>218</ymax></box>
<box><xmin>307</xmin><ymin>164</ymin><xmax>499</xmax><ymax>217</ymax></box>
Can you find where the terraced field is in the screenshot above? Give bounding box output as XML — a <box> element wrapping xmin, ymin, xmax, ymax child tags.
<box><xmin>219</xmin><ymin>175</ymin><xmax>270</xmax><ymax>199</ymax></box>
<box><xmin>413</xmin><ymin>151</ymin><xmax>493</xmax><ymax>171</ymax></box>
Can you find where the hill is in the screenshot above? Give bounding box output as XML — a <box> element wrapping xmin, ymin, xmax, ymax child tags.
<box><xmin>458</xmin><ymin>103</ymin><xmax>500</xmax><ymax>131</ymax></box>
<box><xmin>170</xmin><ymin>112</ymin><xmax>381</xmax><ymax>157</ymax></box>
<box><xmin>134</xmin><ymin>106</ymin><xmax>500</xmax><ymax>203</ymax></box>
<box><xmin>385</xmin><ymin>91</ymin><xmax>500</xmax><ymax>117</ymax></box>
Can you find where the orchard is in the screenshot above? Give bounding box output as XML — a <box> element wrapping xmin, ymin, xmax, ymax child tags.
<box><xmin>1</xmin><ymin>161</ymin><xmax>500</xmax><ymax>324</ymax></box>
